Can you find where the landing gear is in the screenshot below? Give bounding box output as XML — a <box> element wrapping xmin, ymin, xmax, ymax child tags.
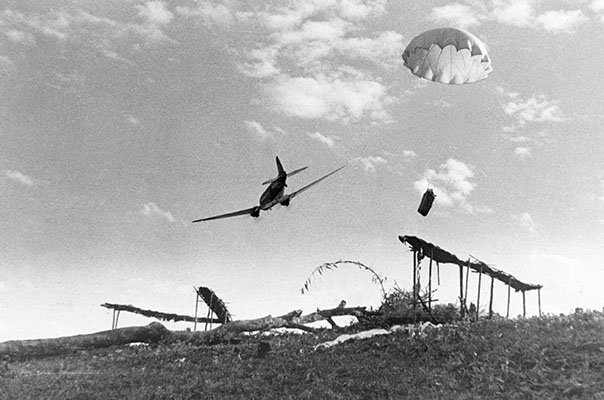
<box><xmin>251</xmin><ymin>208</ymin><xmax>260</xmax><ymax>218</ymax></box>
<box><xmin>280</xmin><ymin>199</ymin><xmax>290</xmax><ymax>207</ymax></box>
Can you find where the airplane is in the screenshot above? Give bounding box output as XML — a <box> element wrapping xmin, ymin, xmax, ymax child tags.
<box><xmin>192</xmin><ymin>157</ymin><xmax>345</xmax><ymax>222</ymax></box>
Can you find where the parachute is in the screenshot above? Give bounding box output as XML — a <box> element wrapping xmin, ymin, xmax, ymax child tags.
<box><xmin>402</xmin><ymin>28</ymin><xmax>492</xmax><ymax>85</ymax></box>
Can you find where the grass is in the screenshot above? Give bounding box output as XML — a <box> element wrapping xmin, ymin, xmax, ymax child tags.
<box><xmin>2</xmin><ymin>310</ymin><xmax>604</xmax><ymax>399</ymax></box>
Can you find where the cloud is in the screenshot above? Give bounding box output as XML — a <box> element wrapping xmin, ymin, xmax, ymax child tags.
<box><xmin>243</xmin><ymin>120</ymin><xmax>274</xmax><ymax>140</ymax></box>
<box><xmin>3</xmin><ymin>170</ymin><xmax>35</xmax><ymax>186</ymax></box>
<box><xmin>354</xmin><ymin>156</ymin><xmax>387</xmax><ymax>172</ymax></box>
<box><xmin>512</xmin><ymin>212</ymin><xmax>537</xmax><ymax>234</ymax></box>
<box><xmin>429</xmin><ymin>3</ymin><xmax>487</xmax><ymax>29</ymax></box>
<box><xmin>126</xmin><ymin>114</ymin><xmax>141</xmax><ymax>125</ymax></box>
<box><xmin>0</xmin><ymin>5</ymin><xmax>175</xmax><ymax>61</ymax></box>
<box><xmin>230</xmin><ymin>1</ymin><xmax>401</xmax><ymax>124</ymax></box>
<box><xmin>591</xmin><ymin>0</ymin><xmax>604</xmax><ymax>20</ymax></box>
<box><xmin>491</xmin><ymin>0</ymin><xmax>534</xmax><ymax>27</ymax></box>
<box><xmin>266</xmin><ymin>73</ymin><xmax>392</xmax><ymax>123</ymax></box>
<box><xmin>414</xmin><ymin>158</ymin><xmax>489</xmax><ymax>213</ymax></box>
<box><xmin>498</xmin><ymin>87</ymin><xmax>566</xmax><ymax>131</ymax></box>
<box><xmin>137</xmin><ymin>1</ymin><xmax>173</xmax><ymax>26</ymax></box>
<box><xmin>534</xmin><ymin>9</ymin><xmax>588</xmax><ymax>32</ymax></box>
<box><xmin>176</xmin><ymin>2</ymin><xmax>235</xmax><ymax>26</ymax></box>
<box><xmin>430</xmin><ymin>1</ymin><xmax>590</xmax><ymax>32</ymax></box>
<box><xmin>141</xmin><ymin>202</ymin><xmax>176</xmax><ymax>222</ymax></box>
<box><xmin>514</xmin><ymin>147</ymin><xmax>532</xmax><ymax>159</ymax></box>
<box><xmin>307</xmin><ymin>131</ymin><xmax>336</xmax><ymax>148</ymax></box>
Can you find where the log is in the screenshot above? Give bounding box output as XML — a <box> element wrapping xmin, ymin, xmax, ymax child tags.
<box><xmin>1</xmin><ymin>304</ymin><xmax>377</xmax><ymax>359</ymax></box>
<box><xmin>0</xmin><ymin>322</ymin><xmax>169</xmax><ymax>360</ymax></box>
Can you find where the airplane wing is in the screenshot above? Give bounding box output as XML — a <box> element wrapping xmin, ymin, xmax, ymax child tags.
<box><xmin>279</xmin><ymin>165</ymin><xmax>345</xmax><ymax>203</ymax></box>
<box><xmin>192</xmin><ymin>206</ymin><xmax>258</xmax><ymax>222</ymax></box>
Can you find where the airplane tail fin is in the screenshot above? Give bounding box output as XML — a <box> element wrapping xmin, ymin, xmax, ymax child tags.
<box><xmin>262</xmin><ymin>158</ymin><xmax>308</xmax><ymax>185</ymax></box>
<box><xmin>276</xmin><ymin>156</ymin><xmax>286</xmax><ymax>177</ymax></box>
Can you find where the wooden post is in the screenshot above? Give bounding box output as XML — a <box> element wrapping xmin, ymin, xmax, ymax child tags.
<box><xmin>506</xmin><ymin>277</ymin><xmax>511</xmax><ymax>318</ymax></box>
<box><xmin>193</xmin><ymin>288</ymin><xmax>200</xmax><ymax>332</ymax></box>
<box><xmin>538</xmin><ymin>288</ymin><xmax>542</xmax><ymax>317</ymax></box>
<box><xmin>522</xmin><ymin>290</ymin><xmax>526</xmax><ymax>318</ymax></box>
<box><xmin>459</xmin><ymin>264</ymin><xmax>465</xmax><ymax>318</ymax></box>
<box><xmin>428</xmin><ymin>246</ymin><xmax>433</xmax><ymax>313</ymax></box>
<box><xmin>437</xmin><ymin>262</ymin><xmax>440</xmax><ymax>285</ymax></box>
<box><xmin>114</xmin><ymin>310</ymin><xmax>120</xmax><ymax>330</ymax></box>
<box><xmin>412</xmin><ymin>250</ymin><xmax>417</xmax><ymax>310</ymax></box>
<box><xmin>476</xmin><ymin>264</ymin><xmax>483</xmax><ymax>320</ymax></box>
<box><xmin>205</xmin><ymin>293</ymin><xmax>214</xmax><ymax>331</ymax></box>
<box><xmin>112</xmin><ymin>309</ymin><xmax>117</xmax><ymax>330</ymax></box>
<box><xmin>464</xmin><ymin>259</ymin><xmax>470</xmax><ymax>315</ymax></box>
<box><xmin>488</xmin><ymin>276</ymin><xmax>494</xmax><ymax>319</ymax></box>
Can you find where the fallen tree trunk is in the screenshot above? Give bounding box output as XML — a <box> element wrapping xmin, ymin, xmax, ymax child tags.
<box><xmin>0</xmin><ymin>304</ymin><xmax>380</xmax><ymax>360</ymax></box>
<box><xmin>0</xmin><ymin>322</ymin><xmax>169</xmax><ymax>360</ymax></box>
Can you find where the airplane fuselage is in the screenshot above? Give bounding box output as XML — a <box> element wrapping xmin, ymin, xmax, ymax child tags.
<box><xmin>259</xmin><ymin>176</ymin><xmax>287</xmax><ymax>210</ymax></box>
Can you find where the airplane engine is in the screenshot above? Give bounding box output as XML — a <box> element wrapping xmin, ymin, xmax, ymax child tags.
<box><xmin>280</xmin><ymin>199</ymin><xmax>290</xmax><ymax>207</ymax></box>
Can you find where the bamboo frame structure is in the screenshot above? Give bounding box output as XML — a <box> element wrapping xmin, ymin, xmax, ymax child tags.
<box><xmin>399</xmin><ymin>235</ymin><xmax>543</xmax><ymax>320</ymax></box>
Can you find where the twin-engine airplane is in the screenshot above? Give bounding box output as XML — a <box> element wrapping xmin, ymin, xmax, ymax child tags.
<box><xmin>192</xmin><ymin>157</ymin><xmax>344</xmax><ymax>222</ymax></box>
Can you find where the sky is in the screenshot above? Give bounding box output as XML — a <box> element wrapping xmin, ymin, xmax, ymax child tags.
<box><xmin>2</xmin><ymin>0</ymin><xmax>604</xmax><ymax>341</ymax></box>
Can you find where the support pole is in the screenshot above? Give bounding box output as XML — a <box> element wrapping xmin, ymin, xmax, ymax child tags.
<box><xmin>476</xmin><ymin>264</ymin><xmax>483</xmax><ymax>320</ymax></box>
<box><xmin>538</xmin><ymin>288</ymin><xmax>542</xmax><ymax>317</ymax></box>
<box><xmin>464</xmin><ymin>259</ymin><xmax>470</xmax><ymax>315</ymax></box>
<box><xmin>205</xmin><ymin>293</ymin><xmax>214</xmax><ymax>331</ymax></box>
<box><xmin>193</xmin><ymin>288</ymin><xmax>200</xmax><ymax>332</ymax></box>
<box><xmin>428</xmin><ymin>246</ymin><xmax>433</xmax><ymax>313</ymax></box>
<box><xmin>488</xmin><ymin>276</ymin><xmax>494</xmax><ymax>319</ymax></box>
<box><xmin>437</xmin><ymin>262</ymin><xmax>440</xmax><ymax>285</ymax></box>
<box><xmin>506</xmin><ymin>277</ymin><xmax>511</xmax><ymax>318</ymax></box>
<box><xmin>112</xmin><ymin>309</ymin><xmax>117</xmax><ymax>330</ymax></box>
<box><xmin>113</xmin><ymin>310</ymin><xmax>120</xmax><ymax>330</ymax></box>
<box><xmin>412</xmin><ymin>250</ymin><xmax>417</xmax><ymax>310</ymax></box>
<box><xmin>522</xmin><ymin>290</ymin><xmax>526</xmax><ymax>318</ymax></box>
<box><xmin>459</xmin><ymin>264</ymin><xmax>465</xmax><ymax>318</ymax></box>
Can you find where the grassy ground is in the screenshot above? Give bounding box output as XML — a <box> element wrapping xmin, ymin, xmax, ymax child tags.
<box><xmin>2</xmin><ymin>310</ymin><xmax>604</xmax><ymax>399</ymax></box>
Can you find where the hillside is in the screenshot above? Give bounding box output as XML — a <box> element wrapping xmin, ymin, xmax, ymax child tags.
<box><xmin>2</xmin><ymin>310</ymin><xmax>603</xmax><ymax>400</ymax></box>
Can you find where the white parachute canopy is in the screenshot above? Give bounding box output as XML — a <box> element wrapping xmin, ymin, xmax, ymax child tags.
<box><xmin>402</xmin><ymin>27</ymin><xmax>493</xmax><ymax>85</ymax></box>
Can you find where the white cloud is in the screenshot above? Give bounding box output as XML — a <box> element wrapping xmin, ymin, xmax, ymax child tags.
<box><xmin>514</xmin><ymin>146</ymin><xmax>532</xmax><ymax>158</ymax></box>
<box><xmin>137</xmin><ymin>1</ymin><xmax>174</xmax><ymax>26</ymax></box>
<box><xmin>232</xmin><ymin>1</ymin><xmax>401</xmax><ymax>124</ymax></box>
<box><xmin>266</xmin><ymin>73</ymin><xmax>391</xmax><ymax>123</ymax></box>
<box><xmin>402</xmin><ymin>150</ymin><xmax>417</xmax><ymax>158</ymax></box>
<box><xmin>591</xmin><ymin>0</ymin><xmax>604</xmax><ymax>20</ymax></box>
<box><xmin>429</xmin><ymin>3</ymin><xmax>487</xmax><ymax>29</ymax></box>
<box><xmin>0</xmin><ymin>5</ymin><xmax>175</xmax><ymax>59</ymax></box>
<box><xmin>491</xmin><ymin>0</ymin><xmax>535</xmax><ymax>26</ymax></box>
<box><xmin>126</xmin><ymin>114</ymin><xmax>141</xmax><ymax>125</ymax></box>
<box><xmin>512</xmin><ymin>212</ymin><xmax>537</xmax><ymax>233</ymax></box>
<box><xmin>534</xmin><ymin>9</ymin><xmax>588</xmax><ymax>32</ymax></box>
<box><xmin>355</xmin><ymin>156</ymin><xmax>387</xmax><ymax>172</ymax></box>
<box><xmin>414</xmin><ymin>158</ymin><xmax>488</xmax><ymax>213</ymax></box>
<box><xmin>499</xmin><ymin>89</ymin><xmax>566</xmax><ymax>130</ymax></box>
<box><xmin>141</xmin><ymin>202</ymin><xmax>176</xmax><ymax>222</ymax></box>
<box><xmin>244</xmin><ymin>120</ymin><xmax>273</xmax><ymax>140</ymax></box>
<box><xmin>4</xmin><ymin>170</ymin><xmax>35</xmax><ymax>186</ymax></box>
<box><xmin>3</xmin><ymin>28</ymin><xmax>35</xmax><ymax>44</ymax></box>
<box><xmin>307</xmin><ymin>131</ymin><xmax>336</xmax><ymax>148</ymax></box>
<box><xmin>430</xmin><ymin>1</ymin><xmax>590</xmax><ymax>32</ymax></box>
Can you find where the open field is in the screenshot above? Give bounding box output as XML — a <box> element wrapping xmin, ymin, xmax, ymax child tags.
<box><xmin>2</xmin><ymin>310</ymin><xmax>604</xmax><ymax>400</ymax></box>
